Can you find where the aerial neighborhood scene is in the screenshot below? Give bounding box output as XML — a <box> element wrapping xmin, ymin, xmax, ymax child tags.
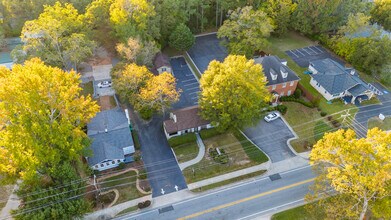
<box><xmin>1</xmin><ymin>0</ymin><xmax>391</xmax><ymax>220</ymax></box>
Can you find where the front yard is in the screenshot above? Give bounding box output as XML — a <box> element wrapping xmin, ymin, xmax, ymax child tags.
<box><xmin>169</xmin><ymin>133</ymin><xmax>199</xmax><ymax>163</ymax></box>
<box><xmin>368</xmin><ymin>116</ymin><xmax>391</xmax><ymax>131</ymax></box>
<box><xmin>182</xmin><ymin>129</ymin><xmax>268</xmax><ymax>184</ymax></box>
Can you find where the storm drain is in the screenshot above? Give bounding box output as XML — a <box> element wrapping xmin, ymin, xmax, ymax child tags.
<box><xmin>269</xmin><ymin>173</ymin><xmax>282</xmax><ymax>181</ymax></box>
<box><xmin>159</xmin><ymin>205</ymin><xmax>174</xmax><ymax>214</ymax></box>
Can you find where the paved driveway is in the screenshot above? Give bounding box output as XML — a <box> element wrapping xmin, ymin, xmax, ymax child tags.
<box><xmin>94</xmin><ymin>80</ymin><xmax>115</xmax><ymax>97</ymax></box>
<box><xmin>187</xmin><ymin>33</ymin><xmax>228</xmax><ymax>73</ymax></box>
<box><xmin>243</xmin><ymin>118</ymin><xmax>295</xmax><ymax>162</ymax></box>
<box><xmin>130</xmin><ymin>110</ymin><xmax>187</xmax><ymax>197</ymax></box>
<box><xmin>170</xmin><ymin>57</ymin><xmax>200</xmax><ymax>109</ymax></box>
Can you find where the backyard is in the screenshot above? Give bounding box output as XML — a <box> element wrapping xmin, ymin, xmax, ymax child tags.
<box><xmin>80</xmin><ymin>81</ymin><xmax>94</xmax><ymax>98</ymax></box>
<box><xmin>99</xmin><ymin>95</ymin><xmax>117</xmax><ymax>111</ymax></box>
<box><xmin>182</xmin><ymin>129</ymin><xmax>268</xmax><ymax>183</ymax></box>
<box><xmin>368</xmin><ymin>116</ymin><xmax>391</xmax><ymax>131</ymax></box>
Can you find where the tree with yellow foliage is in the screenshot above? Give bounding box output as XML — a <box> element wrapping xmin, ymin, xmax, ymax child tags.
<box><xmin>307</xmin><ymin>128</ymin><xmax>391</xmax><ymax>220</ymax></box>
<box><xmin>199</xmin><ymin>55</ymin><xmax>270</xmax><ymax>132</ymax></box>
<box><xmin>0</xmin><ymin>58</ymin><xmax>99</xmax><ymax>184</ymax></box>
<box><xmin>139</xmin><ymin>72</ymin><xmax>181</xmax><ymax>115</ymax></box>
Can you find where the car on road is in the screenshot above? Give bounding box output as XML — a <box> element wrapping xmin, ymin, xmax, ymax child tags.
<box><xmin>98</xmin><ymin>81</ymin><xmax>112</xmax><ymax>88</ymax></box>
<box><xmin>264</xmin><ymin>112</ymin><xmax>280</xmax><ymax>122</ymax></box>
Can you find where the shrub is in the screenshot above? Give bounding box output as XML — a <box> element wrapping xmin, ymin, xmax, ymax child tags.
<box><xmin>138</xmin><ymin>201</ymin><xmax>151</xmax><ymax>209</ymax></box>
<box><xmin>327</xmin><ymin>116</ymin><xmax>333</xmax><ymax>121</ymax></box>
<box><xmin>138</xmin><ymin>170</ymin><xmax>147</xmax><ymax>180</ymax></box>
<box><xmin>134</xmin><ymin>155</ymin><xmax>141</xmax><ymax>162</ymax></box>
<box><xmin>168</xmin><ymin>133</ymin><xmax>196</xmax><ymax>147</ymax></box>
<box><xmin>143</xmin><ymin>200</ymin><xmax>151</xmax><ymax>207</ymax></box>
<box><xmin>200</xmin><ymin>128</ymin><xmax>221</xmax><ymax>139</ymax></box>
<box><xmin>117</xmin><ymin>162</ymin><xmax>126</xmax><ymax>170</ymax></box>
<box><xmin>320</xmin><ymin>111</ymin><xmax>327</xmax><ymax>117</ymax></box>
<box><xmin>331</xmin><ymin>120</ymin><xmax>341</xmax><ymax>128</ymax></box>
<box><xmin>209</xmin><ymin>148</ymin><xmax>229</xmax><ymax>164</ymax></box>
<box><xmin>279</xmin><ymin>96</ymin><xmax>314</xmax><ymax>108</ymax></box>
<box><xmin>311</xmin><ymin>96</ymin><xmax>321</xmax><ymax>107</ymax></box>
<box><xmin>294</xmin><ymin>88</ymin><xmax>302</xmax><ymax>99</ymax></box>
<box><xmin>139</xmin><ymin>107</ymin><xmax>153</xmax><ymax>120</ymax></box>
<box><xmin>131</xmin><ymin>130</ymin><xmax>141</xmax><ymax>150</ymax></box>
<box><xmin>274</xmin><ymin>104</ymin><xmax>288</xmax><ymax>115</ymax></box>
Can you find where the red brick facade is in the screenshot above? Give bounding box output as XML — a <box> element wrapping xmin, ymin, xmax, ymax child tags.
<box><xmin>267</xmin><ymin>80</ymin><xmax>299</xmax><ymax>97</ymax></box>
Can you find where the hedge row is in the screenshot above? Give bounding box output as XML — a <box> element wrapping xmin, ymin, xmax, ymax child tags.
<box><xmin>279</xmin><ymin>96</ymin><xmax>314</xmax><ymax>108</ymax></box>
<box><xmin>168</xmin><ymin>133</ymin><xmax>197</xmax><ymax>147</ymax></box>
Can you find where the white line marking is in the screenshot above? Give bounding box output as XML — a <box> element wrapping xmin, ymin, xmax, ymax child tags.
<box><xmin>302</xmin><ymin>48</ymin><xmax>313</xmax><ymax>55</ymax></box>
<box><xmin>295</xmin><ymin>49</ymin><xmax>306</xmax><ymax>56</ymax></box>
<box><xmin>186</xmin><ymin>87</ymin><xmax>199</xmax><ymax>91</ymax></box>
<box><xmin>237</xmin><ymin>198</ymin><xmax>305</xmax><ymax>220</ymax></box>
<box><xmin>182</xmin><ymin>78</ymin><xmax>197</xmax><ymax>83</ymax></box>
<box><xmin>288</xmin><ymin>50</ymin><xmax>299</xmax><ymax>58</ymax></box>
<box><xmin>307</xmin><ymin>47</ymin><xmax>318</xmax><ymax>54</ymax></box>
<box><xmin>184</xmin><ymin>82</ymin><xmax>199</xmax><ymax>87</ymax></box>
<box><xmin>185</xmin><ymin>74</ymin><xmax>194</xmax><ymax>77</ymax></box>
<box><xmin>190</xmin><ymin>96</ymin><xmax>199</xmax><ymax>99</ymax></box>
<box><xmin>313</xmin><ymin>46</ymin><xmax>324</xmax><ymax>53</ymax></box>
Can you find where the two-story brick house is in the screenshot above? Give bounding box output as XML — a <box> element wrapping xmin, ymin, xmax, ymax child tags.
<box><xmin>254</xmin><ymin>56</ymin><xmax>300</xmax><ymax>102</ymax></box>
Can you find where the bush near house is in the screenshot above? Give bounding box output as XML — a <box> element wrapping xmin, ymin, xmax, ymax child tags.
<box><xmin>280</xmin><ymin>96</ymin><xmax>314</xmax><ymax>108</ymax></box>
<box><xmin>274</xmin><ymin>104</ymin><xmax>288</xmax><ymax>115</ymax></box>
<box><xmin>168</xmin><ymin>133</ymin><xmax>196</xmax><ymax>147</ymax></box>
<box><xmin>200</xmin><ymin>128</ymin><xmax>222</xmax><ymax>139</ymax></box>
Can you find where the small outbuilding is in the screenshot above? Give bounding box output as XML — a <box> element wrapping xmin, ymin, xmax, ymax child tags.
<box><xmin>153</xmin><ymin>52</ymin><xmax>172</xmax><ymax>74</ymax></box>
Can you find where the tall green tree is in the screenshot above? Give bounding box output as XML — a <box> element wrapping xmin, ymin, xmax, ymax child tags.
<box><xmin>169</xmin><ymin>23</ymin><xmax>195</xmax><ymax>52</ymax></box>
<box><xmin>199</xmin><ymin>55</ymin><xmax>270</xmax><ymax>131</ymax></box>
<box><xmin>217</xmin><ymin>6</ymin><xmax>274</xmax><ymax>58</ymax></box>
<box><xmin>0</xmin><ymin>58</ymin><xmax>99</xmax><ymax>184</ymax></box>
<box><xmin>307</xmin><ymin>128</ymin><xmax>391</xmax><ymax>220</ymax></box>
<box><xmin>260</xmin><ymin>0</ymin><xmax>296</xmax><ymax>37</ymax></box>
<box><xmin>19</xmin><ymin>2</ymin><xmax>96</xmax><ymax>70</ymax></box>
<box><xmin>109</xmin><ymin>0</ymin><xmax>159</xmax><ymax>42</ymax></box>
<box><xmin>371</xmin><ymin>0</ymin><xmax>391</xmax><ymax>31</ymax></box>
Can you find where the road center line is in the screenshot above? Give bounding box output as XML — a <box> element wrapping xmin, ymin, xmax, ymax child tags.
<box><xmin>177</xmin><ymin>178</ymin><xmax>315</xmax><ymax>220</ymax></box>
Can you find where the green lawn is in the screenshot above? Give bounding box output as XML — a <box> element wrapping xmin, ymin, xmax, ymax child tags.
<box><xmin>183</xmin><ymin>53</ymin><xmax>202</xmax><ymax>79</ymax></box>
<box><xmin>168</xmin><ymin>134</ymin><xmax>199</xmax><ymax>163</ymax></box>
<box><xmin>271</xmin><ymin>204</ymin><xmax>325</xmax><ymax>220</ymax></box>
<box><xmin>116</xmin><ymin>205</ymin><xmax>139</xmax><ymax>216</ymax></box>
<box><xmin>368</xmin><ymin>116</ymin><xmax>391</xmax><ymax>131</ymax></box>
<box><xmin>101</xmin><ymin>170</ymin><xmax>146</xmax><ymax>205</ymax></box>
<box><xmin>80</xmin><ymin>81</ymin><xmax>94</xmax><ymax>97</ymax></box>
<box><xmin>183</xmin><ymin>130</ymin><xmax>268</xmax><ymax>184</ymax></box>
<box><xmin>360</xmin><ymin>97</ymin><xmax>381</xmax><ymax>106</ymax></box>
<box><xmin>191</xmin><ymin>170</ymin><xmax>266</xmax><ymax>192</ymax></box>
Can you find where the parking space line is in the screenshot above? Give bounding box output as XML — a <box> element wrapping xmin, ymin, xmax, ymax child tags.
<box><xmin>295</xmin><ymin>49</ymin><xmax>306</xmax><ymax>57</ymax></box>
<box><xmin>186</xmin><ymin>74</ymin><xmax>194</xmax><ymax>77</ymax></box>
<box><xmin>184</xmin><ymin>82</ymin><xmax>199</xmax><ymax>87</ymax></box>
<box><xmin>190</xmin><ymin>95</ymin><xmax>199</xmax><ymax>99</ymax></box>
<box><xmin>288</xmin><ymin>50</ymin><xmax>299</xmax><ymax>58</ymax></box>
<box><xmin>313</xmin><ymin>46</ymin><xmax>324</xmax><ymax>53</ymax></box>
<box><xmin>182</xmin><ymin>78</ymin><xmax>197</xmax><ymax>83</ymax></box>
<box><xmin>306</xmin><ymin>47</ymin><xmax>318</xmax><ymax>55</ymax></box>
<box><xmin>186</xmin><ymin>87</ymin><xmax>199</xmax><ymax>92</ymax></box>
<box><xmin>302</xmin><ymin>48</ymin><xmax>313</xmax><ymax>55</ymax></box>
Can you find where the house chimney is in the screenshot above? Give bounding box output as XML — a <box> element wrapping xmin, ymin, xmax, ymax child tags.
<box><xmin>280</xmin><ymin>66</ymin><xmax>288</xmax><ymax>79</ymax></box>
<box><xmin>170</xmin><ymin>112</ymin><xmax>177</xmax><ymax>123</ymax></box>
<box><xmin>350</xmin><ymin>69</ymin><xmax>356</xmax><ymax>76</ymax></box>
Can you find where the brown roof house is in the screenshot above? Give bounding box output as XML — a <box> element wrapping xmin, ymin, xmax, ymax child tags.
<box><xmin>163</xmin><ymin>106</ymin><xmax>212</xmax><ymax>139</ymax></box>
<box><xmin>154</xmin><ymin>52</ymin><xmax>172</xmax><ymax>74</ymax></box>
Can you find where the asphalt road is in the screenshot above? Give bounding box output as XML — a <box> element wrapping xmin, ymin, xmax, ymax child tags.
<box><xmin>353</xmin><ymin>92</ymin><xmax>391</xmax><ymax>138</ymax></box>
<box><xmin>132</xmin><ymin>112</ymin><xmax>187</xmax><ymax>197</ymax></box>
<box><xmin>243</xmin><ymin>118</ymin><xmax>295</xmax><ymax>162</ymax></box>
<box><xmin>114</xmin><ymin>165</ymin><xmax>315</xmax><ymax>220</ymax></box>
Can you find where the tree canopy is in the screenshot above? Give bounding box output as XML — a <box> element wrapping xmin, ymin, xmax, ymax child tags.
<box><xmin>199</xmin><ymin>55</ymin><xmax>270</xmax><ymax>131</ymax></box>
<box><xmin>307</xmin><ymin>128</ymin><xmax>391</xmax><ymax>220</ymax></box>
<box><xmin>371</xmin><ymin>0</ymin><xmax>391</xmax><ymax>31</ymax></box>
<box><xmin>116</xmin><ymin>37</ymin><xmax>159</xmax><ymax>67</ymax></box>
<box><xmin>18</xmin><ymin>2</ymin><xmax>96</xmax><ymax>70</ymax></box>
<box><xmin>217</xmin><ymin>6</ymin><xmax>274</xmax><ymax>58</ymax></box>
<box><xmin>260</xmin><ymin>0</ymin><xmax>296</xmax><ymax>37</ymax></box>
<box><xmin>169</xmin><ymin>23</ymin><xmax>195</xmax><ymax>52</ymax></box>
<box><xmin>0</xmin><ymin>58</ymin><xmax>99</xmax><ymax>184</ymax></box>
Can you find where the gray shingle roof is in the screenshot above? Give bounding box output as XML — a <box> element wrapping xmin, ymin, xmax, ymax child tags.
<box><xmin>348</xmin><ymin>84</ymin><xmax>368</xmax><ymax>97</ymax></box>
<box><xmin>87</xmin><ymin>108</ymin><xmax>134</xmax><ymax>166</ymax></box>
<box><xmin>87</xmin><ymin>107</ymin><xmax>128</xmax><ymax>135</ymax></box>
<box><xmin>254</xmin><ymin>56</ymin><xmax>300</xmax><ymax>86</ymax></box>
<box><xmin>310</xmin><ymin>58</ymin><xmax>370</xmax><ymax>95</ymax></box>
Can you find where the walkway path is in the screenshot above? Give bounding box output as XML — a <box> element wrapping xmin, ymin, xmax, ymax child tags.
<box><xmin>179</xmin><ymin>133</ymin><xmax>205</xmax><ymax>171</ymax></box>
<box><xmin>0</xmin><ymin>184</ymin><xmax>20</xmax><ymax>220</ymax></box>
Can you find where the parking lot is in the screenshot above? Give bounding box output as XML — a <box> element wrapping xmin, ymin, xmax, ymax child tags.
<box><xmin>187</xmin><ymin>33</ymin><xmax>228</xmax><ymax>73</ymax></box>
<box><xmin>170</xmin><ymin>57</ymin><xmax>200</xmax><ymax>109</ymax></box>
<box><xmin>243</xmin><ymin>118</ymin><xmax>296</xmax><ymax>162</ymax></box>
<box><xmin>285</xmin><ymin>45</ymin><xmax>344</xmax><ymax>68</ymax></box>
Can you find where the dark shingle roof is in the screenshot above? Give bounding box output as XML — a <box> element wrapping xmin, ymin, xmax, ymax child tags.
<box><xmin>88</xmin><ymin>127</ymin><xmax>134</xmax><ymax>166</ymax></box>
<box><xmin>348</xmin><ymin>84</ymin><xmax>369</xmax><ymax>97</ymax></box>
<box><xmin>310</xmin><ymin>58</ymin><xmax>370</xmax><ymax>95</ymax></box>
<box><xmin>87</xmin><ymin>108</ymin><xmax>134</xmax><ymax>166</ymax></box>
<box><xmin>154</xmin><ymin>52</ymin><xmax>171</xmax><ymax>68</ymax></box>
<box><xmin>254</xmin><ymin>56</ymin><xmax>300</xmax><ymax>86</ymax></box>
<box><xmin>164</xmin><ymin>106</ymin><xmax>210</xmax><ymax>134</ymax></box>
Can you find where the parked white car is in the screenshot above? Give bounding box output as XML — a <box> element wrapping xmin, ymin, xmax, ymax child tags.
<box><xmin>264</xmin><ymin>112</ymin><xmax>280</xmax><ymax>122</ymax></box>
<box><xmin>97</xmin><ymin>81</ymin><xmax>112</xmax><ymax>88</ymax></box>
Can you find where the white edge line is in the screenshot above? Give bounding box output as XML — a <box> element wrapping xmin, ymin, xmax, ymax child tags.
<box><xmin>185</xmin><ymin>52</ymin><xmax>202</xmax><ymax>81</ymax></box>
<box><xmin>195</xmin><ymin>32</ymin><xmax>217</xmax><ymax>37</ymax></box>
<box><xmin>237</xmin><ymin>198</ymin><xmax>305</xmax><ymax>220</ymax></box>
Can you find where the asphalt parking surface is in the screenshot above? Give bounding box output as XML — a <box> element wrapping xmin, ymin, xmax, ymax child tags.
<box><xmin>187</xmin><ymin>33</ymin><xmax>228</xmax><ymax>73</ymax></box>
<box><xmin>94</xmin><ymin>80</ymin><xmax>115</xmax><ymax>97</ymax></box>
<box><xmin>285</xmin><ymin>45</ymin><xmax>344</xmax><ymax>68</ymax></box>
<box><xmin>243</xmin><ymin>118</ymin><xmax>295</xmax><ymax>162</ymax></box>
<box><xmin>170</xmin><ymin>57</ymin><xmax>200</xmax><ymax>109</ymax></box>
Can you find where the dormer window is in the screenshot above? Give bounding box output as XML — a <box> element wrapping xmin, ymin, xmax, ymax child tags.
<box><xmin>270</xmin><ymin>69</ymin><xmax>278</xmax><ymax>81</ymax></box>
<box><xmin>280</xmin><ymin>66</ymin><xmax>288</xmax><ymax>79</ymax></box>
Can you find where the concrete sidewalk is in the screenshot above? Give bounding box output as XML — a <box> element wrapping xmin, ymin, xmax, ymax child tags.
<box><xmin>85</xmin><ymin>195</ymin><xmax>151</xmax><ymax>220</ymax></box>
<box><xmin>179</xmin><ymin>133</ymin><xmax>205</xmax><ymax>171</ymax></box>
<box><xmin>0</xmin><ymin>184</ymin><xmax>20</xmax><ymax>220</ymax></box>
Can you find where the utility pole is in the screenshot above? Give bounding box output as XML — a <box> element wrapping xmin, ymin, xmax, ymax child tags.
<box><xmin>340</xmin><ymin>109</ymin><xmax>351</xmax><ymax>126</ymax></box>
